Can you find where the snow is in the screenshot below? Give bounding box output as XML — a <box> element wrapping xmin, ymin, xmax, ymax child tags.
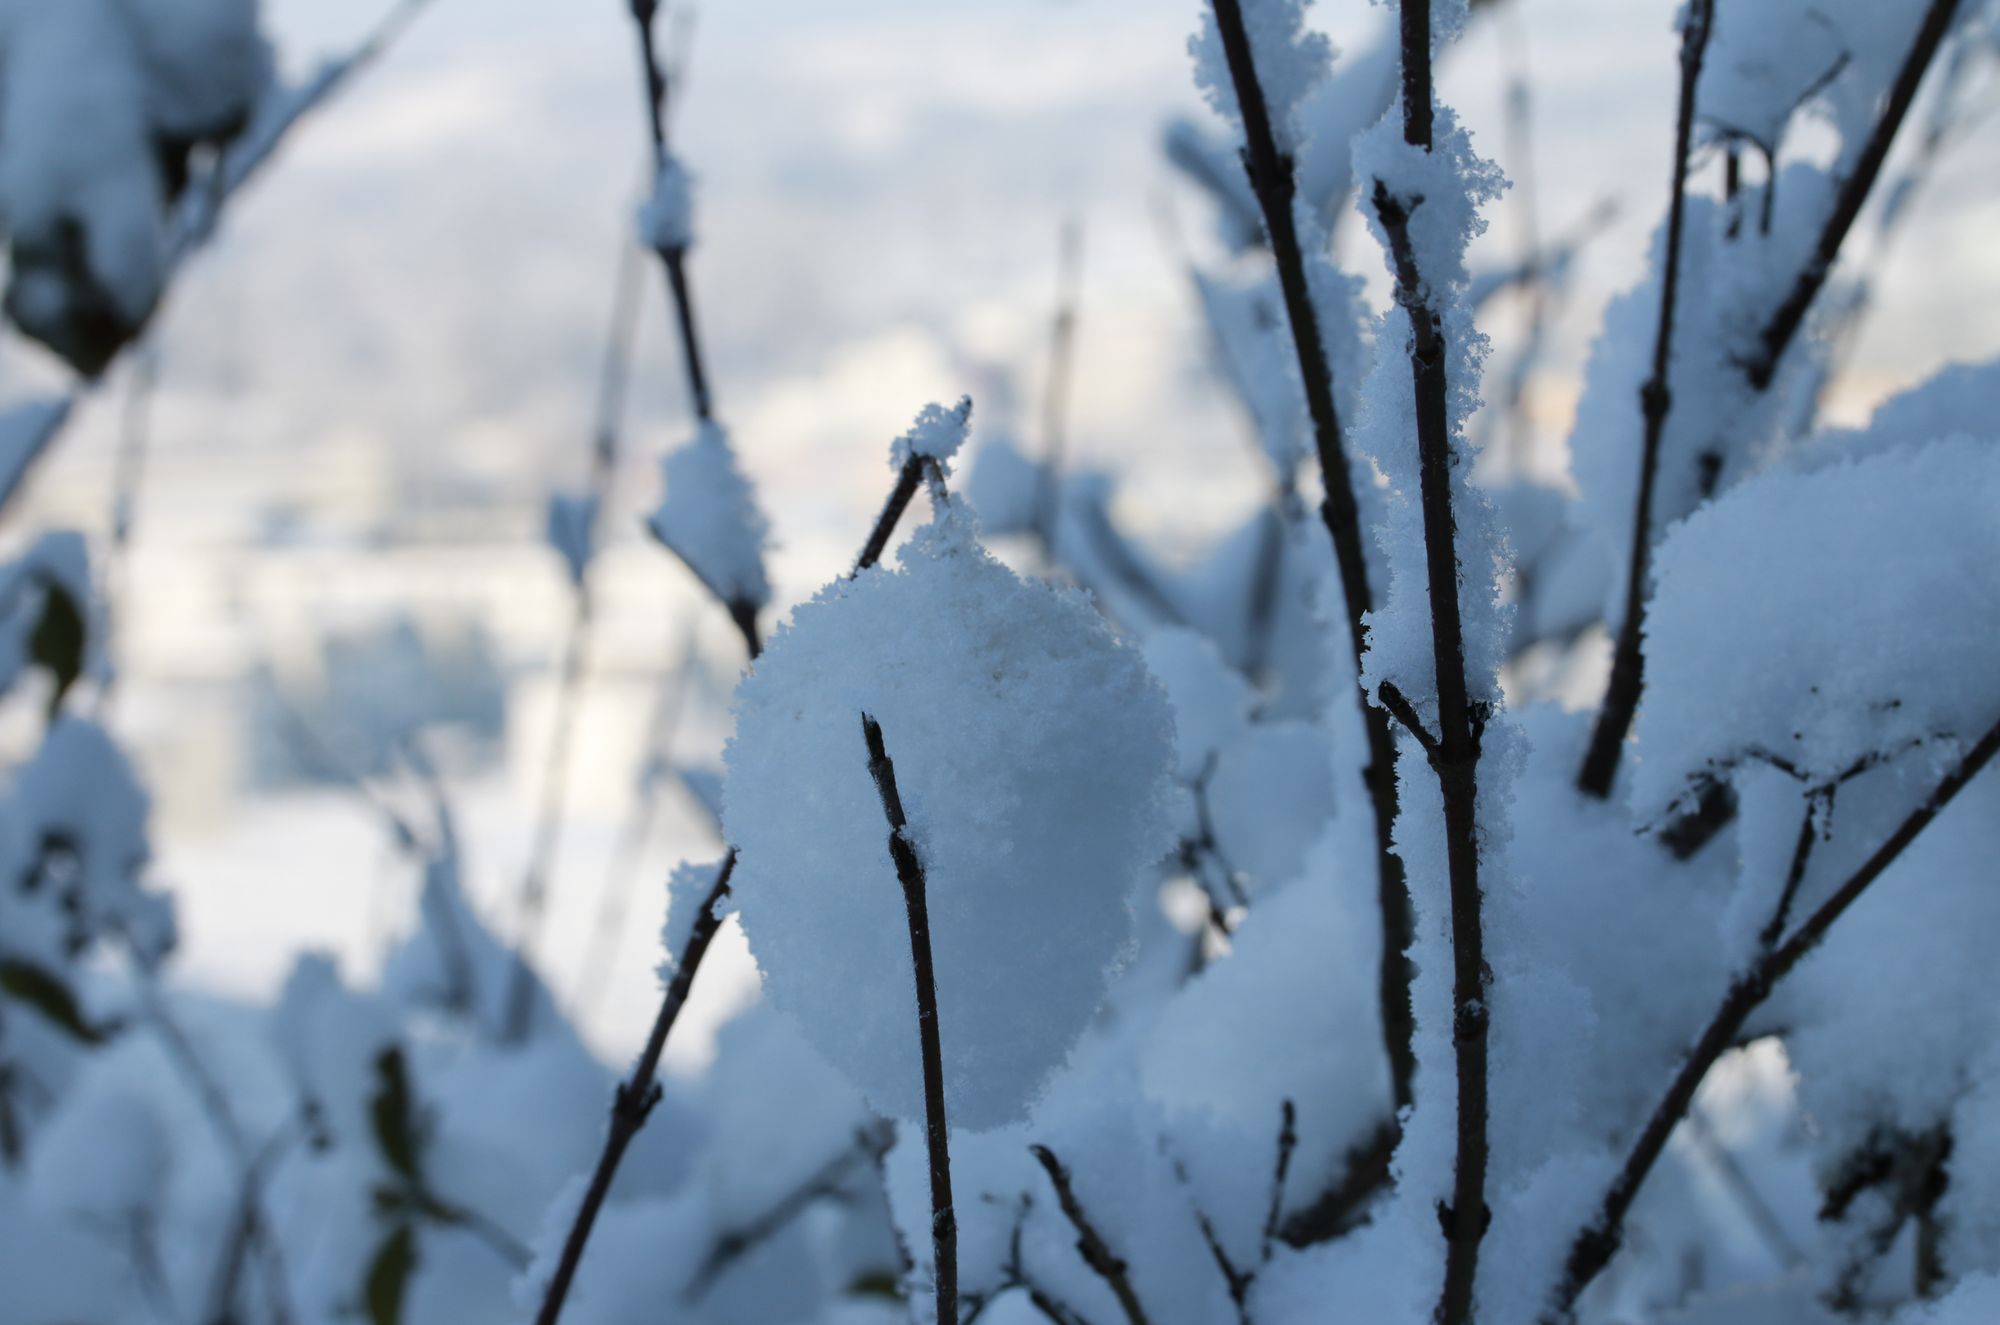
<box><xmin>638</xmin><ymin>152</ymin><xmax>695</xmax><ymax>253</ymax></box>
<box><xmin>1188</xmin><ymin>0</ymin><xmax>1335</xmax><ymax>156</ymax></box>
<box><xmin>648</xmin><ymin>421</ymin><xmax>772</xmax><ymax>613</ymax></box>
<box><xmin>887</xmin><ymin>396</ymin><xmax>970</xmax><ymax>471</ymax></box>
<box><xmin>723</xmin><ymin>479</ymin><xmax>1174</xmax><ymax>1129</ymax></box>
<box><xmin>659</xmin><ymin>856</ymin><xmax>731</xmax><ymax>979</ymax></box>
<box><xmin>6</xmin><ymin>716</ymin><xmax>171</xmax><ymax>967</ymax></box>
<box><xmin>0</xmin><ymin>397</ymin><xmax>73</xmax><ymax>511</ymax></box>
<box><xmin>1633</xmin><ymin>435</ymin><xmax>2000</xmax><ymax>821</ymax></box>
<box><xmin>0</xmin><ymin>0</ymin><xmax>269</xmax><ymax>371</ymax></box>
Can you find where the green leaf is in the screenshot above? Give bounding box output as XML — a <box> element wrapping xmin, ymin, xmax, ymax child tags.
<box><xmin>363</xmin><ymin>1224</ymin><xmax>419</xmax><ymax>1325</ymax></box>
<box><xmin>28</xmin><ymin>579</ymin><xmax>84</xmax><ymax>713</ymax></box>
<box><xmin>369</xmin><ymin>1047</ymin><xmax>422</xmax><ymax>1181</ymax></box>
<box><xmin>0</xmin><ymin>958</ymin><xmax>102</xmax><ymax>1044</ymax></box>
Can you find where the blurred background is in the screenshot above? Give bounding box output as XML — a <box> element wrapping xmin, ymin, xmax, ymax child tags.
<box><xmin>4</xmin><ymin>0</ymin><xmax>1995</xmax><ymax>1069</ymax></box>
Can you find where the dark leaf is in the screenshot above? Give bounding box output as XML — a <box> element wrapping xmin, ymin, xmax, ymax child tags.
<box><xmin>369</xmin><ymin>1047</ymin><xmax>422</xmax><ymax>1181</ymax></box>
<box><xmin>363</xmin><ymin>1225</ymin><xmax>419</xmax><ymax>1325</ymax></box>
<box><xmin>29</xmin><ymin>579</ymin><xmax>85</xmax><ymax>713</ymax></box>
<box><xmin>0</xmin><ymin>958</ymin><xmax>103</xmax><ymax>1044</ymax></box>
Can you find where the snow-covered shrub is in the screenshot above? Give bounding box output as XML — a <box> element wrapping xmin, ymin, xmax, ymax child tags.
<box><xmin>11</xmin><ymin>2</ymin><xmax>2000</xmax><ymax>1325</ymax></box>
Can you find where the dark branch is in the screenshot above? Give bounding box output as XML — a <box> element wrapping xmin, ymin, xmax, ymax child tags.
<box><xmin>854</xmin><ymin>455</ymin><xmax>929</xmax><ymax>575</ymax></box>
<box><xmin>1376</xmin><ymin>681</ymin><xmax>1441</xmax><ymax>763</ymax></box>
<box><xmin>1375</xmin><ymin>5</ymin><xmax>1492</xmax><ymax>1320</ymax></box>
<box><xmin>1210</xmin><ymin>0</ymin><xmax>1414</xmax><ymax>1145</ymax></box>
<box><xmin>1758</xmin><ymin>790</ymin><xmax>1823</xmax><ymax>951</ymax></box>
<box><xmin>1545</xmin><ymin>711</ymin><xmax>2000</xmax><ymax>1321</ymax></box>
<box><xmin>1262</xmin><ymin>1100</ymin><xmax>1298</xmax><ymax>1260</ymax></box>
<box><xmin>1577</xmin><ymin>0</ymin><xmax>1714</xmax><ymax>798</ymax></box>
<box><xmin>1741</xmin><ymin>0</ymin><xmax>1963</xmax><ymax>390</ymax></box>
<box><xmin>1030</xmin><ymin>1144</ymin><xmax>1151</xmax><ymax>1325</ymax></box>
<box><xmin>861</xmin><ymin>714</ymin><xmax>957</xmax><ymax>1325</ymax></box>
<box><xmin>625</xmin><ymin>0</ymin><xmax>715</xmax><ymax>424</ymax></box>
<box><xmin>534</xmin><ymin>852</ymin><xmax>736</xmax><ymax>1325</ymax></box>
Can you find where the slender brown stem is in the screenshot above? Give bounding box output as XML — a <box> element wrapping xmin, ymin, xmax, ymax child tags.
<box><xmin>1577</xmin><ymin>0</ymin><xmax>1713</xmax><ymax>799</ymax></box>
<box><xmin>1373</xmin><ymin>5</ymin><xmax>1492</xmax><ymax>1321</ymax></box>
<box><xmin>1030</xmin><ymin>1144</ymin><xmax>1150</xmax><ymax>1325</ymax></box>
<box><xmin>855</xmin><ymin>456</ymin><xmax>928</xmax><ymax>575</ymax></box>
<box><xmin>1209</xmin><ymin>0</ymin><xmax>1414</xmax><ymax>1130</ymax></box>
<box><xmin>1546</xmin><ymin>712</ymin><xmax>2000</xmax><ymax>1321</ymax></box>
<box><xmin>1035</xmin><ymin>219</ymin><xmax>1084</xmax><ymax>549</ymax></box>
<box><xmin>627</xmin><ymin>0</ymin><xmax>715</xmax><ymax>425</ymax></box>
<box><xmin>861</xmin><ymin>714</ymin><xmax>957</xmax><ymax>1325</ymax></box>
<box><xmin>534</xmin><ymin>852</ymin><xmax>735</xmax><ymax>1325</ymax></box>
<box><xmin>1758</xmin><ymin>791</ymin><xmax>1823</xmax><ymax>952</ymax></box>
<box><xmin>1742</xmin><ymin>0</ymin><xmax>1963</xmax><ymax>390</ymax></box>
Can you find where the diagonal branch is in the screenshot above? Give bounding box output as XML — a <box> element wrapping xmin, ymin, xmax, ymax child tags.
<box><xmin>534</xmin><ymin>852</ymin><xmax>736</xmax><ymax>1325</ymax></box>
<box><xmin>1209</xmin><ymin>0</ymin><xmax>1415</xmax><ymax>1157</ymax></box>
<box><xmin>1741</xmin><ymin>0</ymin><xmax>1964</xmax><ymax>390</ymax></box>
<box><xmin>861</xmin><ymin>714</ymin><xmax>957</xmax><ymax>1325</ymax></box>
<box><xmin>1576</xmin><ymin>0</ymin><xmax>1714</xmax><ymax>798</ymax></box>
<box><xmin>1545</xmin><ymin>710</ymin><xmax>2000</xmax><ymax>1321</ymax></box>
<box><xmin>1030</xmin><ymin>1144</ymin><xmax>1151</xmax><ymax>1325</ymax></box>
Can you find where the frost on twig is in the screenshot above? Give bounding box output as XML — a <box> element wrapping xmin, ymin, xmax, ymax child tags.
<box><xmin>1201</xmin><ymin>0</ymin><xmax>1414</xmax><ymax>1136</ymax></box>
<box><xmin>533</xmin><ymin>851</ymin><xmax>736</xmax><ymax>1325</ymax></box>
<box><xmin>856</xmin><ymin>398</ymin><xmax>971</xmax><ymax>575</ymax></box>
<box><xmin>861</xmin><ymin>714</ymin><xmax>957</xmax><ymax>1325</ymax></box>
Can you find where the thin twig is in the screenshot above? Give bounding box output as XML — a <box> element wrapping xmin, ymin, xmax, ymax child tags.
<box><xmin>1545</xmin><ymin>712</ymin><xmax>2000</xmax><ymax>1321</ymax></box>
<box><xmin>504</xmin><ymin>232</ymin><xmax>651</xmax><ymax>1041</ymax></box>
<box><xmin>1576</xmin><ymin>0</ymin><xmax>1713</xmax><ymax>800</ymax></box>
<box><xmin>684</xmin><ymin>1121</ymin><xmax>896</xmax><ymax>1300</ymax></box>
<box><xmin>1372</xmin><ymin>4</ymin><xmax>1492</xmax><ymax>1319</ymax></box>
<box><xmin>855</xmin><ymin>404</ymin><xmax>963</xmax><ymax>575</ymax></box>
<box><xmin>855</xmin><ymin>455</ymin><xmax>929</xmax><ymax>575</ymax></box>
<box><xmin>628</xmin><ymin>0</ymin><xmax>715</xmax><ymax>423</ymax></box>
<box><xmin>1034</xmin><ymin>219</ymin><xmax>1085</xmax><ymax>551</ymax></box>
<box><xmin>1209</xmin><ymin>0</ymin><xmax>1414</xmax><ymax>1145</ymax></box>
<box><xmin>1741</xmin><ymin>0</ymin><xmax>1964</xmax><ymax>390</ymax></box>
<box><xmin>1263</xmin><ymin>1099</ymin><xmax>1298</xmax><ymax>1260</ymax></box>
<box><xmin>145</xmin><ymin>990</ymin><xmax>297</xmax><ymax>1325</ymax></box>
<box><xmin>861</xmin><ymin>714</ymin><xmax>957</xmax><ymax>1325</ymax></box>
<box><xmin>1029</xmin><ymin>1144</ymin><xmax>1150</xmax><ymax>1325</ymax></box>
<box><xmin>534</xmin><ymin>851</ymin><xmax>736</xmax><ymax>1325</ymax></box>
<box><xmin>1758</xmin><ymin>790</ymin><xmax>1824</xmax><ymax>952</ymax></box>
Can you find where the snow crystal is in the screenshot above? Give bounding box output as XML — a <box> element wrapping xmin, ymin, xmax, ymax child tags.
<box><xmin>1189</xmin><ymin>0</ymin><xmax>1334</xmax><ymax>155</ymax></box>
<box><xmin>648</xmin><ymin>421</ymin><xmax>771</xmax><ymax>612</ymax></box>
<box><xmin>887</xmin><ymin>397</ymin><xmax>970</xmax><ymax>471</ymax></box>
<box><xmin>1633</xmin><ymin>435</ymin><xmax>2000</xmax><ymax>821</ymax></box>
<box><xmin>658</xmin><ymin>856</ymin><xmax>733</xmax><ymax>981</ymax></box>
<box><xmin>724</xmin><ymin>481</ymin><xmax>1175</xmax><ymax>1130</ymax></box>
<box><xmin>638</xmin><ymin>152</ymin><xmax>694</xmax><ymax>252</ymax></box>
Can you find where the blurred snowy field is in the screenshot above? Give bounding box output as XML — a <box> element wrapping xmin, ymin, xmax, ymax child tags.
<box><xmin>4</xmin><ymin>0</ymin><xmax>1997</xmax><ymax>1067</ymax></box>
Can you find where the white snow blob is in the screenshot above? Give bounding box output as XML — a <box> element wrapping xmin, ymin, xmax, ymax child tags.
<box><xmin>724</xmin><ymin>435</ymin><xmax>1175</xmax><ymax>1131</ymax></box>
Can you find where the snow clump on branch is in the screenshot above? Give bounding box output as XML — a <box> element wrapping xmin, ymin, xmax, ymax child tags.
<box><xmin>723</xmin><ymin>405</ymin><xmax>1175</xmax><ymax>1131</ymax></box>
